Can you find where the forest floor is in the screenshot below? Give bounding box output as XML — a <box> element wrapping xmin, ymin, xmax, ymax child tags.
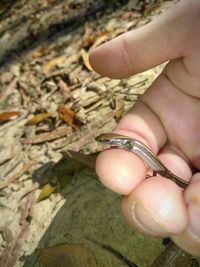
<box><xmin>0</xmin><ymin>1</ymin><xmax>199</xmax><ymax>267</ymax></box>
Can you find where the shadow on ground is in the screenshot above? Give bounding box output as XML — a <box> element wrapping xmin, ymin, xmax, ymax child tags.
<box><xmin>22</xmin><ymin>167</ymin><xmax>164</xmax><ymax>267</ymax></box>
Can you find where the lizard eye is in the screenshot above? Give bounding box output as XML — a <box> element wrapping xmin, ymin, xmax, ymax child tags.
<box><xmin>124</xmin><ymin>140</ymin><xmax>132</xmax><ymax>150</ymax></box>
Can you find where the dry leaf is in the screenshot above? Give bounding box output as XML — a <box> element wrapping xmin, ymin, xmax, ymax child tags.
<box><xmin>0</xmin><ymin>111</ymin><xmax>21</xmax><ymax>122</ymax></box>
<box><xmin>82</xmin><ymin>30</ymin><xmax>111</xmax><ymax>48</ymax></box>
<box><xmin>81</xmin><ymin>49</ymin><xmax>93</xmax><ymax>71</ymax></box>
<box><xmin>57</xmin><ymin>105</ymin><xmax>82</xmax><ymax>127</ymax></box>
<box><xmin>26</xmin><ymin>113</ymin><xmax>51</xmax><ymax>125</ymax></box>
<box><xmin>89</xmin><ymin>34</ymin><xmax>109</xmax><ymax>51</ymax></box>
<box><xmin>57</xmin><ymin>105</ymin><xmax>75</xmax><ymax>125</ymax></box>
<box><xmin>37</xmin><ymin>183</ymin><xmax>57</xmax><ymax>202</ymax></box>
<box><xmin>81</xmin><ymin>32</ymin><xmax>110</xmax><ymax>71</ymax></box>
<box><xmin>36</xmin><ymin>244</ymin><xmax>98</xmax><ymax>267</ymax></box>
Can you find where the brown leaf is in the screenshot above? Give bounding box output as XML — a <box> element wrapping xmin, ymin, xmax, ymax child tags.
<box><xmin>0</xmin><ymin>111</ymin><xmax>21</xmax><ymax>122</ymax></box>
<box><xmin>82</xmin><ymin>30</ymin><xmax>111</xmax><ymax>48</ymax></box>
<box><xmin>26</xmin><ymin>113</ymin><xmax>51</xmax><ymax>125</ymax></box>
<box><xmin>57</xmin><ymin>105</ymin><xmax>82</xmax><ymax>127</ymax></box>
<box><xmin>36</xmin><ymin>244</ymin><xmax>98</xmax><ymax>267</ymax></box>
<box><xmin>57</xmin><ymin>105</ymin><xmax>74</xmax><ymax>125</ymax></box>
<box><xmin>89</xmin><ymin>34</ymin><xmax>109</xmax><ymax>51</ymax></box>
<box><xmin>81</xmin><ymin>48</ymin><xmax>93</xmax><ymax>71</ymax></box>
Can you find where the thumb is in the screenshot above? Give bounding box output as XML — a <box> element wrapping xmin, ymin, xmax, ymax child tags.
<box><xmin>89</xmin><ymin>0</ymin><xmax>197</xmax><ymax>79</ymax></box>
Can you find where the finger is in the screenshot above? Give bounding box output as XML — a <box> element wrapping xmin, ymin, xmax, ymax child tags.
<box><xmin>120</xmin><ymin>146</ymin><xmax>192</xmax><ymax>236</ymax></box>
<box><xmin>89</xmin><ymin>0</ymin><xmax>198</xmax><ymax>79</ymax></box>
<box><xmin>172</xmin><ymin>175</ymin><xmax>200</xmax><ymax>256</ymax></box>
<box><xmin>121</xmin><ymin>177</ymin><xmax>188</xmax><ymax>237</ymax></box>
<box><xmin>96</xmin><ymin>97</ymin><xmax>192</xmax><ymax>195</ymax></box>
<box><xmin>96</xmin><ymin>101</ymin><xmax>167</xmax><ymax>195</ymax></box>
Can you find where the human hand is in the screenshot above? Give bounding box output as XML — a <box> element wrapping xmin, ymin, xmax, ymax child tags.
<box><xmin>89</xmin><ymin>0</ymin><xmax>200</xmax><ymax>256</ymax></box>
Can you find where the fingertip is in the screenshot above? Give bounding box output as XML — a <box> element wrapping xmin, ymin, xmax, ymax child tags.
<box><xmin>121</xmin><ymin>177</ymin><xmax>188</xmax><ymax>236</ymax></box>
<box><xmin>121</xmin><ymin>194</ymin><xmax>159</xmax><ymax>237</ymax></box>
<box><xmin>89</xmin><ymin>37</ymin><xmax>127</xmax><ymax>79</ymax></box>
<box><xmin>95</xmin><ymin>148</ymin><xmax>146</xmax><ymax>195</ymax></box>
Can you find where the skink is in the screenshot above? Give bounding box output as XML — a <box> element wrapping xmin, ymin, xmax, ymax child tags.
<box><xmin>95</xmin><ymin>133</ymin><xmax>189</xmax><ymax>189</ymax></box>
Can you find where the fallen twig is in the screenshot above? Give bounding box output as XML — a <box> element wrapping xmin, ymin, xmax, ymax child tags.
<box><xmin>21</xmin><ymin>126</ymin><xmax>72</xmax><ymax>144</ymax></box>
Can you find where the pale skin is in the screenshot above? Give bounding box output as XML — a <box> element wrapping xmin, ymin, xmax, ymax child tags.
<box><xmin>89</xmin><ymin>0</ymin><xmax>200</xmax><ymax>256</ymax></box>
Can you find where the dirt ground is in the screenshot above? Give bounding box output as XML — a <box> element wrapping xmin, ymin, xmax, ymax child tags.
<box><xmin>0</xmin><ymin>1</ymin><xmax>199</xmax><ymax>266</ymax></box>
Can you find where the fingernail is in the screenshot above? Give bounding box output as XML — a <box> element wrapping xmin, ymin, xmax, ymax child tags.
<box><xmin>133</xmin><ymin>202</ymin><xmax>172</xmax><ymax>236</ymax></box>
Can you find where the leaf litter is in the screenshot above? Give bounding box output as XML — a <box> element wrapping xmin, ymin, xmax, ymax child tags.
<box><xmin>1</xmin><ymin>1</ymin><xmax>196</xmax><ymax>267</ymax></box>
